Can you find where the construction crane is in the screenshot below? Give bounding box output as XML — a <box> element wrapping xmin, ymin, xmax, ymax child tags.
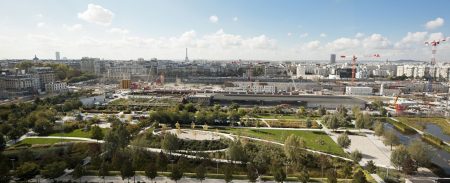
<box><xmin>340</xmin><ymin>54</ymin><xmax>381</xmax><ymax>85</ymax></box>
<box><xmin>424</xmin><ymin>37</ymin><xmax>449</xmax><ymax>93</ymax></box>
<box><xmin>425</xmin><ymin>37</ymin><xmax>449</xmax><ymax>65</ymax></box>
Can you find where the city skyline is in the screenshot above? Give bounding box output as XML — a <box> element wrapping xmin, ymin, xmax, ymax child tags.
<box><xmin>0</xmin><ymin>0</ymin><xmax>449</xmax><ymax>61</ymax></box>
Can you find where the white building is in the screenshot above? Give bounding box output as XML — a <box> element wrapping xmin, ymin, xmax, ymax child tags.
<box><xmin>45</xmin><ymin>82</ymin><xmax>68</xmax><ymax>93</ymax></box>
<box><xmin>345</xmin><ymin>86</ymin><xmax>373</xmax><ymax>96</ymax></box>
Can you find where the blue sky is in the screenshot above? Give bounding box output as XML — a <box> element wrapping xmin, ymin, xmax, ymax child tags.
<box><xmin>0</xmin><ymin>0</ymin><xmax>449</xmax><ymax>61</ymax></box>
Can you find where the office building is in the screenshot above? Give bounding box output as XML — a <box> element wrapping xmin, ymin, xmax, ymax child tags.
<box><xmin>330</xmin><ymin>54</ymin><xmax>336</xmax><ymax>64</ymax></box>
<box><xmin>55</xmin><ymin>52</ymin><xmax>60</xmax><ymax>60</ymax></box>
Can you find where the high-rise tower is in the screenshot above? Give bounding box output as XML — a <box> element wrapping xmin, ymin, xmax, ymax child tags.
<box><xmin>330</xmin><ymin>54</ymin><xmax>336</xmax><ymax>64</ymax></box>
<box><xmin>55</xmin><ymin>51</ymin><xmax>60</xmax><ymax>60</ymax></box>
<box><xmin>184</xmin><ymin>48</ymin><xmax>189</xmax><ymax>62</ymax></box>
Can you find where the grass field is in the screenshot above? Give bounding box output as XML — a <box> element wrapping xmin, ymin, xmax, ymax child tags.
<box><xmin>396</xmin><ymin>117</ymin><xmax>450</xmax><ymax>135</ymax></box>
<box><xmin>50</xmin><ymin>128</ymin><xmax>110</xmax><ymax>138</ymax></box>
<box><xmin>18</xmin><ymin>138</ymin><xmax>80</xmax><ymax>145</ymax></box>
<box><xmin>222</xmin><ymin>128</ymin><xmax>346</xmax><ymax>156</ymax></box>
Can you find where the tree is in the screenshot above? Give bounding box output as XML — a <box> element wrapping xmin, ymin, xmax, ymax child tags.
<box><xmin>224</xmin><ymin>165</ymin><xmax>234</xmax><ymax>183</ymax></box>
<box><xmin>0</xmin><ymin>154</ymin><xmax>11</xmax><ymax>183</ymax></box>
<box><xmin>390</xmin><ymin>145</ymin><xmax>409</xmax><ymax>170</ymax></box>
<box><xmin>297</xmin><ymin>167</ymin><xmax>309</xmax><ymax>183</ymax></box>
<box><xmin>33</xmin><ymin>118</ymin><xmax>53</xmax><ymax>135</ymax></box>
<box><xmin>297</xmin><ymin>106</ymin><xmax>306</xmax><ymax>117</ymax></box>
<box><xmin>326</xmin><ymin>169</ymin><xmax>337</xmax><ymax>183</ymax></box>
<box><xmin>0</xmin><ymin>134</ymin><xmax>5</xmax><ymax>151</ymax></box>
<box><xmin>352</xmin><ymin>106</ymin><xmax>361</xmax><ymax>118</ymax></box>
<box><xmin>116</xmin><ymin>124</ymin><xmax>131</xmax><ymax>149</ymax></box>
<box><xmin>195</xmin><ymin>164</ymin><xmax>206</xmax><ymax>183</ymax></box>
<box><xmin>120</xmin><ymin>158</ymin><xmax>135</xmax><ymax>183</ymax></box>
<box><xmin>318</xmin><ymin>155</ymin><xmax>330</xmax><ymax>177</ymax></box>
<box><xmin>227</xmin><ymin>140</ymin><xmax>247</xmax><ymax>162</ymax></box>
<box><xmin>41</xmin><ymin>161</ymin><xmax>67</xmax><ymax>181</ymax></box>
<box><xmin>170</xmin><ymin>165</ymin><xmax>183</xmax><ymax>183</ymax></box>
<box><xmin>328</xmin><ymin>114</ymin><xmax>339</xmax><ymax>130</ymax></box>
<box><xmin>272</xmin><ymin>167</ymin><xmax>286</xmax><ymax>183</ymax></box>
<box><xmin>365</xmin><ymin>160</ymin><xmax>377</xmax><ymax>174</ymax></box>
<box><xmin>284</xmin><ymin>134</ymin><xmax>306</xmax><ymax>161</ymax></box>
<box><xmin>374</xmin><ymin>122</ymin><xmax>384</xmax><ymax>136</ymax></box>
<box><xmin>91</xmin><ymin>126</ymin><xmax>104</xmax><ymax>140</ymax></box>
<box><xmin>372</xmin><ymin>100</ymin><xmax>383</xmax><ymax>110</ymax></box>
<box><xmin>98</xmin><ymin>161</ymin><xmax>109</xmax><ymax>183</ymax></box>
<box><xmin>352</xmin><ymin>170</ymin><xmax>367</xmax><ymax>183</ymax></box>
<box><xmin>15</xmin><ymin>162</ymin><xmax>39</xmax><ymax>182</ymax></box>
<box><xmin>175</xmin><ymin>121</ymin><xmax>181</xmax><ymax>134</ymax></box>
<box><xmin>341</xmin><ymin>162</ymin><xmax>353</xmax><ymax>179</ymax></box>
<box><xmin>318</xmin><ymin>106</ymin><xmax>326</xmax><ymax>116</ymax></box>
<box><xmin>157</xmin><ymin>151</ymin><xmax>169</xmax><ymax>171</ymax></box>
<box><xmin>72</xmin><ymin>164</ymin><xmax>84</xmax><ymax>183</ymax></box>
<box><xmin>161</xmin><ymin>133</ymin><xmax>179</xmax><ymax>153</ymax></box>
<box><xmin>246</xmin><ymin>163</ymin><xmax>258</xmax><ymax>183</ymax></box>
<box><xmin>145</xmin><ymin>163</ymin><xmax>158</xmax><ymax>182</ymax></box>
<box><xmin>407</xmin><ymin>139</ymin><xmax>431</xmax><ymax>167</ymax></box>
<box><xmin>355</xmin><ymin>113</ymin><xmax>364</xmax><ymax>130</ymax></box>
<box><xmin>383</xmin><ymin>130</ymin><xmax>399</xmax><ymax>150</ymax></box>
<box><xmin>337</xmin><ymin>133</ymin><xmax>351</xmax><ymax>148</ymax></box>
<box><xmin>305</xmin><ymin>118</ymin><xmax>312</xmax><ymax>128</ymax></box>
<box><xmin>401</xmin><ymin>155</ymin><xmax>417</xmax><ymax>175</ymax></box>
<box><xmin>350</xmin><ymin>150</ymin><xmax>363</xmax><ymax>163</ymax></box>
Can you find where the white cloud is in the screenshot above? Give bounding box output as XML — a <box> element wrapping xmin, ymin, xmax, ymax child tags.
<box><xmin>326</xmin><ymin>37</ymin><xmax>360</xmax><ymax>51</ymax></box>
<box><xmin>320</xmin><ymin>33</ymin><xmax>327</xmax><ymax>38</ymax></box>
<box><xmin>425</xmin><ymin>17</ymin><xmax>444</xmax><ymax>30</ymax></box>
<box><xmin>36</xmin><ymin>14</ymin><xmax>44</xmax><ymax>18</ymax></box>
<box><xmin>299</xmin><ymin>33</ymin><xmax>309</xmax><ymax>38</ymax></box>
<box><xmin>287</xmin><ymin>32</ymin><xmax>292</xmax><ymax>37</ymax></box>
<box><xmin>36</xmin><ymin>22</ymin><xmax>45</xmax><ymax>28</ymax></box>
<box><xmin>244</xmin><ymin>35</ymin><xmax>276</xmax><ymax>49</ymax></box>
<box><xmin>209</xmin><ymin>15</ymin><xmax>219</xmax><ymax>23</ymax></box>
<box><xmin>355</xmin><ymin>32</ymin><xmax>365</xmax><ymax>38</ymax></box>
<box><xmin>428</xmin><ymin>32</ymin><xmax>444</xmax><ymax>41</ymax></box>
<box><xmin>233</xmin><ymin>17</ymin><xmax>238</xmax><ymax>22</ymax></box>
<box><xmin>108</xmin><ymin>28</ymin><xmax>129</xmax><ymax>35</ymax></box>
<box><xmin>395</xmin><ymin>32</ymin><xmax>428</xmax><ymax>49</ymax></box>
<box><xmin>63</xmin><ymin>24</ymin><xmax>83</xmax><ymax>32</ymax></box>
<box><xmin>304</xmin><ymin>40</ymin><xmax>321</xmax><ymax>50</ymax></box>
<box><xmin>78</xmin><ymin>4</ymin><xmax>114</xmax><ymax>26</ymax></box>
<box><xmin>362</xmin><ymin>34</ymin><xmax>391</xmax><ymax>49</ymax></box>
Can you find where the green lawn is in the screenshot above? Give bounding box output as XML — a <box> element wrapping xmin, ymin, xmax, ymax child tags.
<box><xmin>223</xmin><ymin>128</ymin><xmax>346</xmax><ymax>157</ymax></box>
<box><xmin>18</xmin><ymin>138</ymin><xmax>80</xmax><ymax>145</ymax></box>
<box><xmin>50</xmin><ymin>128</ymin><xmax>109</xmax><ymax>138</ymax></box>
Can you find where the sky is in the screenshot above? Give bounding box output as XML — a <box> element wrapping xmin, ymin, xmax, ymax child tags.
<box><xmin>0</xmin><ymin>0</ymin><xmax>449</xmax><ymax>61</ymax></box>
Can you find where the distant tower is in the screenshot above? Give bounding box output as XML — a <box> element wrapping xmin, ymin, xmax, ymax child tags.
<box><xmin>55</xmin><ymin>51</ymin><xmax>60</xmax><ymax>60</ymax></box>
<box><xmin>33</xmin><ymin>54</ymin><xmax>39</xmax><ymax>63</ymax></box>
<box><xmin>184</xmin><ymin>48</ymin><xmax>189</xmax><ymax>62</ymax></box>
<box><xmin>330</xmin><ymin>54</ymin><xmax>336</xmax><ymax>64</ymax></box>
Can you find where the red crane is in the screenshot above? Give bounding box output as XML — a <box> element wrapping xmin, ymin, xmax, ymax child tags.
<box><xmin>424</xmin><ymin>37</ymin><xmax>449</xmax><ymax>65</ymax></box>
<box><xmin>340</xmin><ymin>54</ymin><xmax>381</xmax><ymax>85</ymax></box>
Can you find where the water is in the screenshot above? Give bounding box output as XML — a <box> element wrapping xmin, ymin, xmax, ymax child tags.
<box><xmin>384</xmin><ymin>123</ymin><xmax>450</xmax><ymax>175</ymax></box>
<box><xmin>80</xmin><ymin>95</ymin><xmax>108</xmax><ymax>106</ymax></box>
<box><xmin>424</xmin><ymin>124</ymin><xmax>450</xmax><ymax>143</ymax></box>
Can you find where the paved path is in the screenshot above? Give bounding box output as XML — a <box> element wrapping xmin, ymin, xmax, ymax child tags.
<box><xmin>23</xmin><ymin>136</ymin><xmax>105</xmax><ymax>143</ymax></box>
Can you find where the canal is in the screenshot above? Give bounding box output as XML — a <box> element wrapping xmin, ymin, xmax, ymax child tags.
<box><xmin>384</xmin><ymin>123</ymin><xmax>450</xmax><ymax>176</ymax></box>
